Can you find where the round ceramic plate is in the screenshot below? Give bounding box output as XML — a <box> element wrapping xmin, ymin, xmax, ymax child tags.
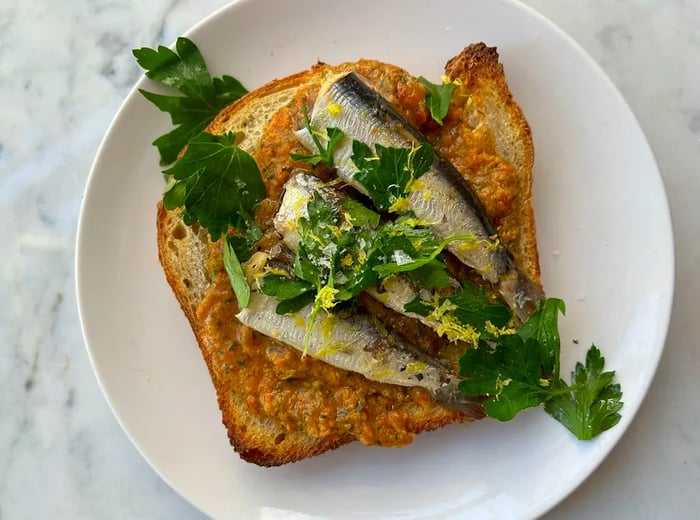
<box><xmin>76</xmin><ymin>0</ymin><xmax>674</xmax><ymax>518</ymax></box>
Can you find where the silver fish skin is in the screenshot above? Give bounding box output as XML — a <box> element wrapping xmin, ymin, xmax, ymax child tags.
<box><xmin>237</xmin><ymin>292</ymin><xmax>484</xmax><ymax>418</ymax></box>
<box><xmin>275</xmin><ymin>172</ymin><xmax>457</xmax><ymax>335</ymax></box>
<box><xmin>274</xmin><ymin>171</ymin><xmax>342</xmax><ymax>253</ymax></box>
<box><xmin>296</xmin><ymin>72</ymin><xmax>543</xmax><ymax>321</ymax></box>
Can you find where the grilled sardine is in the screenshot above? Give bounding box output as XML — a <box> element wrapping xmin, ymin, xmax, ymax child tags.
<box><xmin>236</xmin><ymin>292</ymin><xmax>484</xmax><ymax>418</ymax></box>
<box><xmin>275</xmin><ymin>172</ymin><xmax>458</xmax><ymax>336</ymax></box>
<box><xmin>296</xmin><ymin>72</ymin><xmax>543</xmax><ymax>320</ymax></box>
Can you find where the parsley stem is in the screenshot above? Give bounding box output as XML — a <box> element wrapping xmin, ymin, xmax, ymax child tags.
<box><xmin>302</xmin><ymin>300</ymin><xmax>322</xmax><ymax>357</ymax></box>
<box><xmin>374</xmin><ymin>233</ymin><xmax>476</xmax><ymax>275</ymax></box>
<box><xmin>302</xmin><ymin>269</ymin><xmax>336</xmax><ymax>357</ymax></box>
<box><xmin>545</xmin><ymin>383</ymin><xmax>585</xmax><ymax>397</ymax></box>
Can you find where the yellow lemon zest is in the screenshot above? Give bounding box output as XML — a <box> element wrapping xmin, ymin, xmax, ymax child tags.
<box><xmin>406</xmin><ymin>361</ymin><xmax>428</xmax><ymax>372</ymax></box>
<box><xmin>315</xmin><ymin>342</ymin><xmax>353</xmax><ymax>358</ymax></box>
<box><xmin>316</xmin><ymin>285</ymin><xmax>339</xmax><ymax>310</ymax></box>
<box><xmin>495</xmin><ymin>376</ymin><xmax>512</xmax><ymax>398</ymax></box>
<box><xmin>389</xmin><ymin>196</ymin><xmax>411</xmax><ymax>213</ymax></box>
<box><xmin>293</xmin><ymin>196</ymin><xmax>307</xmax><ymax>214</ymax></box>
<box><xmin>292</xmin><ymin>313</ymin><xmax>306</xmax><ymax>328</ymax></box>
<box><xmin>407</xmin><ymin>179</ymin><xmax>426</xmax><ymax>192</ymax></box>
<box><xmin>371</xmin><ymin>369</ymin><xmax>394</xmax><ymax>380</ymax></box>
<box><xmin>321</xmin><ymin>312</ymin><xmax>337</xmax><ymax>338</ymax></box>
<box><xmin>399</xmin><ymin>217</ymin><xmax>434</xmax><ymax>228</ymax></box>
<box><xmin>484</xmin><ymin>320</ymin><xmax>516</xmax><ymax>338</ymax></box>
<box><xmin>427</xmin><ymin>299</ymin><xmax>481</xmax><ymax>345</ymax></box>
<box><xmin>326</xmin><ymin>102</ymin><xmax>343</xmax><ymax>117</ymax></box>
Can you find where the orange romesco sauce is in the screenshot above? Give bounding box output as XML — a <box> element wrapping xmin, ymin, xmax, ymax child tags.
<box><xmin>198</xmin><ymin>269</ymin><xmax>450</xmax><ymax>446</ymax></box>
<box><xmin>197</xmin><ymin>61</ymin><xmax>519</xmax><ymax>447</ymax></box>
<box><xmin>432</xmin><ymin>90</ymin><xmax>520</xmax><ymax>246</ymax></box>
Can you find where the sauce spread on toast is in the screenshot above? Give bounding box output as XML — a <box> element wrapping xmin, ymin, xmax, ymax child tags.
<box><xmin>197</xmin><ymin>60</ymin><xmax>521</xmax><ymax>447</ymax></box>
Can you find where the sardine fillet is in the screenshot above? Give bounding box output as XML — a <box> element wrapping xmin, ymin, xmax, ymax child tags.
<box><xmin>275</xmin><ymin>172</ymin><xmax>462</xmax><ymax>338</ymax></box>
<box><xmin>298</xmin><ymin>71</ymin><xmax>542</xmax><ymax>319</ymax></box>
<box><xmin>237</xmin><ymin>293</ymin><xmax>484</xmax><ymax>418</ymax></box>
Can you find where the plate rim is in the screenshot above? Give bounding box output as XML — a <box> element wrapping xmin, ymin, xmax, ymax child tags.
<box><xmin>75</xmin><ymin>0</ymin><xmax>675</xmax><ymax>518</ymax></box>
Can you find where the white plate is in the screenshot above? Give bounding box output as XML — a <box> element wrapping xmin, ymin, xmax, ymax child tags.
<box><xmin>76</xmin><ymin>0</ymin><xmax>674</xmax><ymax>518</ymax></box>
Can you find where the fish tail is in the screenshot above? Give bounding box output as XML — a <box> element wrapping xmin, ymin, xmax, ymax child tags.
<box><xmin>499</xmin><ymin>268</ymin><xmax>545</xmax><ymax>323</ymax></box>
<box><xmin>435</xmin><ymin>383</ymin><xmax>486</xmax><ymax>419</ymax></box>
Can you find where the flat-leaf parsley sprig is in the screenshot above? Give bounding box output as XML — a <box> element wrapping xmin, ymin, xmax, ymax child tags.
<box><xmin>352</xmin><ymin>141</ymin><xmax>434</xmax><ymax>213</ymax></box>
<box><xmin>134</xmin><ymin>37</ymin><xmax>248</xmax><ymax>165</ymax></box>
<box><xmin>290</xmin><ymin>107</ymin><xmax>346</xmax><ymax>167</ymax></box>
<box><xmin>419</xmin><ymin>76</ymin><xmax>456</xmax><ymax>125</ymax></box>
<box><xmin>134</xmin><ymin>37</ymin><xmax>265</xmax><ymax>308</ymax></box>
<box><xmin>458</xmin><ymin>299</ymin><xmax>623</xmax><ymax>439</ymax></box>
<box><xmin>162</xmin><ymin>132</ymin><xmax>265</xmax><ymax>241</ymax></box>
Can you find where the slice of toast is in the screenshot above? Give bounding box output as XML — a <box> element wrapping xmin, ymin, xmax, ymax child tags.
<box><xmin>157</xmin><ymin>44</ymin><xmax>540</xmax><ymax>466</ymax></box>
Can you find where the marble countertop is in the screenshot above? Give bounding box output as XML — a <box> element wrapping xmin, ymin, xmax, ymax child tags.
<box><xmin>1</xmin><ymin>0</ymin><xmax>698</xmax><ymax>518</ymax></box>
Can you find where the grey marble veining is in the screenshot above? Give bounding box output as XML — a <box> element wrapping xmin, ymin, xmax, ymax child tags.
<box><xmin>1</xmin><ymin>2</ymin><xmax>224</xmax><ymax>518</ymax></box>
<box><xmin>1</xmin><ymin>0</ymin><xmax>698</xmax><ymax>518</ymax></box>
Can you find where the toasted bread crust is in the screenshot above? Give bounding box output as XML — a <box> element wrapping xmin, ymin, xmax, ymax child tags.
<box><xmin>445</xmin><ymin>43</ymin><xmax>539</xmax><ymax>283</ymax></box>
<box><xmin>157</xmin><ymin>44</ymin><xmax>540</xmax><ymax>466</ymax></box>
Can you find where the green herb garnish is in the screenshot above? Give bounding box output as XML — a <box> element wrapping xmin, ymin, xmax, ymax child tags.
<box><xmin>162</xmin><ymin>132</ymin><xmax>265</xmax><ymax>241</ymax></box>
<box><xmin>372</xmin><ymin>229</ymin><xmax>474</xmax><ymax>277</ymax></box>
<box><xmin>352</xmin><ymin>141</ymin><xmax>433</xmax><ymax>212</ymax></box>
<box><xmin>419</xmin><ymin>76</ymin><xmax>455</xmax><ymax>125</ymax></box>
<box><xmin>458</xmin><ymin>299</ymin><xmax>623</xmax><ymax>439</ymax></box>
<box><xmin>289</xmin><ymin>107</ymin><xmax>345</xmax><ymax>167</ymax></box>
<box><xmin>260</xmin><ymin>275</ymin><xmax>315</xmax><ymax>304</ymax></box>
<box><xmin>403</xmin><ymin>261</ymin><xmax>452</xmax><ymax>290</ymax></box>
<box><xmin>134</xmin><ymin>37</ymin><xmax>248</xmax><ymax>165</ymax></box>
<box><xmin>223</xmin><ymin>235</ymin><xmax>251</xmax><ymax>308</ymax></box>
<box><xmin>260</xmin><ymin>274</ymin><xmax>317</xmax><ymax>315</ymax></box>
<box><xmin>544</xmin><ymin>346</ymin><xmax>623</xmax><ymax>440</ymax></box>
<box><xmin>405</xmin><ymin>283</ymin><xmax>511</xmax><ymax>335</ymax></box>
<box><xmin>341</xmin><ymin>197</ymin><xmax>381</xmax><ymax>228</ymax></box>
<box><xmin>291</xmin><ymin>193</ymin><xmax>372</xmax><ymax>352</ymax></box>
<box><xmin>261</xmin><ymin>193</ymin><xmax>463</xmax><ymax>353</ymax></box>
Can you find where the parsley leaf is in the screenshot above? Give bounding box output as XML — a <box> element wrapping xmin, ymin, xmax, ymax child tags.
<box><xmin>293</xmin><ymin>192</ymin><xmax>341</xmax><ymax>289</ymax></box>
<box><xmin>341</xmin><ymin>197</ymin><xmax>381</xmax><ymax>228</ymax></box>
<box><xmin>289</xmin><ymin>107</ymin><xmax>345</xmax><ymax>167</ymax></box>
<box><xmin>405</xmin><ymin>282</ymin><xmax>511</xmax><ymax>338</ymax></box>
<box><xmin>133</xmin><ymin>37</ymin><xmax>248</xmax><ymax>165</ymax></box>
<box><xmin>260</xmin><ymin>275</ymin><xmax>316</xmax><ymax>315</ymax></box>
<box><xmin>458</xmin><ymin>297</ymin><xmax>565</xmax><ymax>420</ymax></box>
<box><xmin>294</xmin><ymin>193</ymin><xmax>380</xmax><ymax>301</ymax></box>
<box><xmin>373</xmin><ymin>230</ymin><xmax>474</xmax><ymax>277</ymax></box>
<box><xmin>223</xmin><ymin>235</ymin><xmax>251</xmax><ymax>308</ymax></box>
<box><xmin>545</xmin><ymin>346</ymin><xmax>623</xmax><ymax>440</ymax></box>
<box><xmin>223</xmin><ymin>226</ymin><xmax>260</xmax><ymax>265</ymax></box>
<box><xmin>449</xmin><ymin>284</ymin><xmax>512</xmax><ymax>331</ymax></box>
<box><xmin>405</xmin><ymin>260</ymin><xmax>451</xmax><ymax>289</ymax></box>
<box><xmin>518</xmin><ymin>298</ymin><xmax>566</xmax><ymax>377</ymax></box>
<box><xmin>292</xmin><ymin>193</ymin><xmax>358</xmax><ymax>353</ymax></box>
<box><xmin>162</xmin><ymin>132</ymin><xmax>265</xmax><ymax>241</ymax></box>
<box><xmin>260</xmin><ymin>275</ymin><xmax>315</xmax><ymax>301</ymax></box>
<box><xmin>459</xmin><ymin>334</ymin><xmax>554</xmax><ymax>420</ymax></box>
<box><xmin>352</xmin><ymin>141</ymin><xmax>434</xmax><ymax>212</ymax></box>
<box><xmin>457</xmin><ymin>297</ymin><xmax>623</xmax><ymax>439</ymax></box>
<box><xmin>276</xmin><ymin>292</ymin><xmax>317</xmax><ymax>315</ymax></box>
<box><xmin>419</xmin><ymin>77</ymin><xmax>455</xmax><ymax>125</ymax></box>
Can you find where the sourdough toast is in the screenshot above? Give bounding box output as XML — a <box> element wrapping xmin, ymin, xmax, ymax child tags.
<box><xmin>157</xmin><ymin>44</ymin><xmax>540</xmax><ymax>466</ymax></box>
